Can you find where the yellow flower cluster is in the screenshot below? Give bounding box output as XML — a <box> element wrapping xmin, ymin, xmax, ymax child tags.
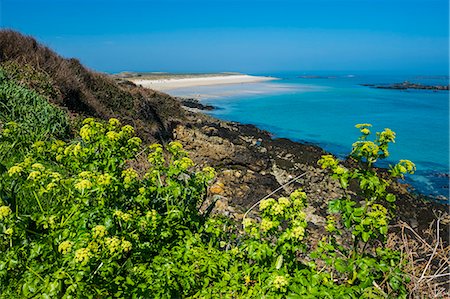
<box><xmin>78</xmin><ymin>171</ymin><xmax>93</xmax><ymax>179</ymax></box>
<box><xmin>74</xmin><ymin>179</ymin><xmax>93</xmax><ymax>191</ymax></box>
<box><xmin>109</xmin><ymin>118</ymin><xmax>121</xmax><ymax>127</ymax></box>
<box><xmin>259</xmin><ymin>198</ymin><xmax>275</xmax><ymax>211</ymax></box>
<box><xmin>27</xmin><ymin>171</ymin><xmax>40</xmax><ymax>181</ymax></box>
<box><xmin>58</xmin><ymin>241</ymin><xmax>73</xmax><ymax>254</ymax></box>
<box><xmin>368</xmin><ymin>204</ymin><xmax>388</xmax><ymax>227</ymax></box>
<box><xmin>32</xmin><ymin>141</ymin><xmax>46</xmax><ymax>153</ymax></box>
<box><xmin>146</xmin><ymin>209</ymin><xmax>158</xmax><ymax>220</ymax></box>
<box><xmin>334</xmin><ymin>166</ymin><xmax>347</xmax><ymax>175</ymax></box>
<box><xmin>7</xmin><ymin>165</ymin><xmax>23</xmax><ymax>176</ymax></box>
<box><xmin>1</xmin><ymin>121</ymin><xmax>18</xmax><ymax>137</ymax></box>
<box><xmin>149</xmin><ymin>143</ymin><xmax>162</xmax><ymax>150</ymax></box>
<box><xmin>272</xmin><ymin>275</ymin><xmax>289</xmax><ymax>290</ymax></box>
<box><xmin>106</xmin><ymin>131</ymin><xmax>120</xmax><ymax>141</ymax></box>
<box><xmin>148</xmin><ymin>144</ymin><xmax>164</xmax><ymax>165</ymax></box>
<box><xmin>260</xmin><ymin>196</ymin><xmax>295</xmax><ymax>216</ymax></box>
<box><xmin>379</xmin><ymin>128</ymin><xmax>396</xmax><ymax>143</ymax></box>
<box><xmin>50</xmin><ymin>172</ymin><xmax>62</xmax><ymax>181</ymax></box>
<box><xmin>105</xmin><ymin>237</ymin><xmax>121</xmax><ymax>254</ymax></box>
<box><xmin>79</xmin><ymin>124</ymin><xmax>93</xmax><ymax>141</ymax></box>
<box><xmin>355</xmin><ymin>123</ymin><xmax>372</xmax><ymax>129</ymax></box>
<box><xmin>63</xmin><ymin>142</ymin><xmax>82</xmax><ymax>157</ymax></box>
<box><xmin>168</xmin><ymin>141</ymin><xmax>183</xmax><ymax>151</ymax></box>
<box><xmin>260</xmin><ymin>219</ymin><xmax>277</xmax><ymax>232</ymax></box>
<box><xmin>242</xmin><ymin>218</ymin><xmax>255</xmax><ymax>229</ymax></box>
<box><xmin>174</xmin><ymin>157</ymin><xmax>194</xmax><ymax>170</ymax></box>
<box><xmin>202</xmin><ymin>166</ymin><xmax>216</xmax><ymax>181</ymax></box>
<box><xmin>87</xmin><ymin>241</ymin><xmax>99</xmax><ymax>253</ymax></box>
<box><xmin>104</xmin><ymin>236</ymin><xmax>132</xmax><ymax>254</ymax></box>
<box><xmin>51</xmin><ymin>140</ymin><xmax>66</xmax><ymax>153</ymax></box>
<box><xmin>83</xmin><ymin>118</ymin><xmax>95</xmax><ymax>125</ymax></box>
<box><xmin>397</xmin><ymin>160</ymin><xmax>416</xmax><ymax>174</ymax></box>
<box><xmin>97</xmin><ymin>173</ymin><xmax>112</xmax><ymax>186</ymax></box>
<box><xmin>360</xmin><ymin>128</ymin><xmax>370</xmax><ymax>135</ymax></box>
<box><xmin>290</xmin><ymin>226</ymin><xmax>305</xmax><ymax>240</ymax></box>
<box><xmin>122</xmin><ymin>240</ymin><xmax>132</xmax><ymax>252</ymax></box>
<box><xmin>325</xmin><ymin>215</ymin><xmax>337</xmax><ymax>233</ymax></box>
<box><xmin>0</xmin><ymin>206</ymin><xmax>12</xmax><ymax>220</ymax></box>
<box><xmin>290</xmin><ymin>189</ymin><xmax>307</xmax><ymax>207</ymax></box>
<box><xmin>352</xmin><ymin>141</ymin><xmax>380</xmax><ymax>157</ymax></box>
<box><xmin>121</xmin><ymin>125</ymin><xmax>134</xmax><ymax>135</ymax></box>
<box><xmin>318</xmin><ymin>155</ymin><xmax>339</xmax><ymax>170</ymax></box>
<box><xmin>114</xmin><ymin>210</ymin><xmax>132</xmax><ymax>222</ymax></box>
<box><xmin>271</xmin><ymin>203</ymin><xmax>284</xmax><ymax>215</ymax></box>
<box><xmin>75</xmin><ymin>248</ymin><xmax>91</xmax><ymax>265</ymax></box>
<box><xmin>122</xmin><ymin>168</ymin><xmax>138</xmax><ymax>185</ymax></box>
<box><xmin>277</xmin><ymin>197</ymin><xmax>291</xmax><ymax>207</ymax></box>
<box><xmin>140</xmin><ymin>210</ymin><xmax>159</xmax><ymax>230</ymax></box>
<box><xmin>128</xmin><ymin>137</ymin><xmax>142</xmax><ymax>147</ymax></box>
<box><xmin>43</xmin><ymin>215</ymin><xmax>56</xmax><ymax>229</ymax></box>
<box><xmin>31</xmin><ymin>163</ymin><xmax>45</xmax><ymax>171</ymax></box>
<box><xmin>92</xmin><ymin>225</ymin><xmax>108</xmax><ymax>239</ymax></box>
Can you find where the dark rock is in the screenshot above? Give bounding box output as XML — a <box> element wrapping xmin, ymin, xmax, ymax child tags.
<box><xmin>360</xmin><ymin>81</ymin><xmax>449</xmax><ymax>91</ymax></box>
<box><xmin>177</xmin><ymin>97</ymin><xmax>216</xmax><ymax>110</ymax></box>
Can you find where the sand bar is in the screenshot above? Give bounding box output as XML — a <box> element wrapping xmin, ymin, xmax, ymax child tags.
<box><xmin>129</xmin><ymin>74</ymin><xmax>277</xmax><ymax>91</ymax></box>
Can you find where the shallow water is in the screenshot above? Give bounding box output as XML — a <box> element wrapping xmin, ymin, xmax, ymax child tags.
<box><xmin>168</xmin><ymin>73</ymin><xmax>450</xmax><ymax>199</ymax></box>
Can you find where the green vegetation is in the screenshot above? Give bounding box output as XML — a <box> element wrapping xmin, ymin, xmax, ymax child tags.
<box><xmin>0</xmin><ymin>30</ymin><xmax>185</xmax><ymax>143</ymax></box>
<box><xmin>0</xmin><ymin>69</ymin><xmax>70</xmax><ymax>166</ymax></box>
<box><xmin>0</xmin><ymin>71</ymin><xmax>417</xmax><ymax>298</ymax></box>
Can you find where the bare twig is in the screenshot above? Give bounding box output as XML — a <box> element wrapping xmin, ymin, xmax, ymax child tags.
<box><xmin>417</xmin><ymin>217</ymin><xmax>441</xmax><ymax>284</ymax></box>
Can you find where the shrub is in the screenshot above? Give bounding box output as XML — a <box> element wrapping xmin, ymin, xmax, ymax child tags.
<box><xmin>0</xmin><ymin>119</ymin><xmax>414</xmax><ymax>298</ymax></box>
<box><xmin>0</xmin><ymin>118</ymin><xmax>213</xmax><ymax>298</ymax></box>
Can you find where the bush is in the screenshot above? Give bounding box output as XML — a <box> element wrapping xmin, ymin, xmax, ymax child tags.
<box><xmin>0</xmin><ymin>118</ymin><xmax>213</xmax><ymax>298</ymax></box>
<box><xmin>0</xmin><ymin>119</ymin><xmax>414</xmax><ymax>298</ymax></box>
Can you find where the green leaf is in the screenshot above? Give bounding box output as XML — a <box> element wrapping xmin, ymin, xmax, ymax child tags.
<box><xmin>328</xmin><ymin>200</ymin><xmax>341</xmax><ymax>213</ymax></box>
<box><xmin>386</xmin><ymin>193</ymin><xmax>396</xmax><ymax>203</ymax></box>
<box><xmin>379</xmin><ymin>226</ymin><xmax>388</xmax><ymax>235</ymax></box>
<box><xmin>276</xmin><ymin>254</ymin><xmax>284</xmax><ymax>270</ymax></box>
<box><xmin>362</xmin><ymin>231</ymin><xmax>370</xmax><ymax>242</ymax></box>
<box><xmin>126</xmin><ymin>276</ymin><xmax>135</xmax><ymax>286</ymax></box>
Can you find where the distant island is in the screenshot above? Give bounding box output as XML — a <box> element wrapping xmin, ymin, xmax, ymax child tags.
<box><xmin>361</xmin><ymin>81</ymin><xmax>449</xmax><ymax>91</ymax></box>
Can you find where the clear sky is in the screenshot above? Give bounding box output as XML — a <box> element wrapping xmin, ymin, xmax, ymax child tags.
<box><xmin>1</xmin><ymin>0</ymin><xmax>448</xmax><ymax>74</ymax></box>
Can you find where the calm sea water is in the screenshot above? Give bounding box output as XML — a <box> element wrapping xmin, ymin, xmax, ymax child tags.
<box><xmin>169</xmin><ymin>73</ymin><xmax>450</xmax><ymax>199</ymax></box>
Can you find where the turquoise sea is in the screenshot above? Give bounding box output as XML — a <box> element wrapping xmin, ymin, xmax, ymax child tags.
<box><xmin>169</xmin><ymin>73</ymin><xmax>449</xmax><ymax>200</ymax></box>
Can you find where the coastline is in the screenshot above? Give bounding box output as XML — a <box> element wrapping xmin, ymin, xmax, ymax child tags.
<box><xmin>126</xmin><ymin>74</ymin><xmax>278</xmax><ymax>91</ymax></box>
<box><xmin>3</xmin><ymin>30</ymin><xmax>448</xmax><ymax>297</ymax></box>
<box><xmin>112</xmin><ymin>70</ymin><xmax>449</xmax><ymax>203</ymax></box>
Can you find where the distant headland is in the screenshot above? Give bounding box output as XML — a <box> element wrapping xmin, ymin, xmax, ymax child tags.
<box><xmin>360</xmin><ymin>81</ymin><xmax>449</xmax><ymax>91</ymax></box>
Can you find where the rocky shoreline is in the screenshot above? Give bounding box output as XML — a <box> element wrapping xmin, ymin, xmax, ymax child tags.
<box><xmin>175</xmin><ymin>97</ymin><xmax>215</xmax><ymax>111</ymax></box>
<box><xmin>172</xmin><ymin>103</ymin><xmax>449</xmax><ymax>244</ymax></box>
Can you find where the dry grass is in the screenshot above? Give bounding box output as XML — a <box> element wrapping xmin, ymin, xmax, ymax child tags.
<box><xmin>389</xmin><ymin>215</ymin><xmax>450</xmax><ymax>298</ymax></box>
<box><xmin>0</xmin><ymin>29</ymin><xmax>185</xmax><ymax>143</ymax></box>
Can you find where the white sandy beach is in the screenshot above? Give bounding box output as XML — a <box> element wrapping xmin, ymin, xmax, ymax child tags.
<box><xmin>129</xmin><ymin>74</ymin><xmax>277</xmax><ymax>91</ymax></box>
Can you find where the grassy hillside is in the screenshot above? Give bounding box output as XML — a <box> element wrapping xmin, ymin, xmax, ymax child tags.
<box><xmin>0</xmin><ymin>30</ymin><xmax>184</xmax><ymax>141</ymax></box>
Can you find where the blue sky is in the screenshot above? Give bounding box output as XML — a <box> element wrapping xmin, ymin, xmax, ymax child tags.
<box><xmin>1</xmin><ymin>0</ymin><xmax>448</xmax><ymax>74</ymax></box>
